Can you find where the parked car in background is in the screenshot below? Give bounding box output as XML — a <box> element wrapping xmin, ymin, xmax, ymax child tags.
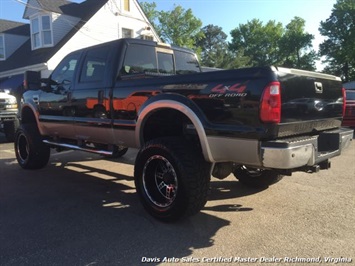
<box><xmin>343</xmin><ymin>89</ymin><xmax>355</xmax><ymax>128</ymax></box>
<box><xmin>0</xmin><ymin>89</ymin><xmax>18</xmax><ymax>141</ymax></box>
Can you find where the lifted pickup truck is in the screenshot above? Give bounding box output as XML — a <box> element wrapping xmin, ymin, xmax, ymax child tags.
<box><xmin>15</xmin><ymin>38</ymin><xmax>353</xmax><ymax>222</ymax></box>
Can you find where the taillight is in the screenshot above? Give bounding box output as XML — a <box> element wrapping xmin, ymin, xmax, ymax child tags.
<box><xmin>342</xmin><ymin>87</ymin><xmax>346</xmax><ymax>118</ymax></box>
<box><xmin>260</xmin><ymin>81</ymin><xmax>281</xmax><ymax>123</ymax></box>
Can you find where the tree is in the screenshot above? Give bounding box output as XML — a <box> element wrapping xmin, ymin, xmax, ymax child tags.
<box><xmin>319</xmin><ymin>0</ymin><xmax>355</xmax><ymax>81</ymax></box>
<box><xmin>158</xmin><ymin>5</ymin><xmax>204</xmax><ymax>48</ymax></box>
<box><xmin>196</xmin><ymin>25</ymin><xmax>227</xmax><ymax>57</ymax></box>
<box><xmin>280</xmin><ymin>17</ymin><xmax>318</xmax><ymax>70</ymax></box>
<box><xmin>229</xmin><ymin>19</ymin><xmax>284</xmax><ymax>66</ymax></box>
<box><xmin>139</xmin><ymin>2</ymin><xmax>161</xmax><ymax>36</ymax></box>
<box><xmin>195</xmin><ymin>25</ymin><xmax>249</xmax><ymax>69</ymax></box>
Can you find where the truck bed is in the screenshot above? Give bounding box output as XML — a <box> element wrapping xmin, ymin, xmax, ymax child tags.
<box><xmin>116</xmin><ymin>66</ymin><xmax>344</xmax><ymax>140</ymax></box>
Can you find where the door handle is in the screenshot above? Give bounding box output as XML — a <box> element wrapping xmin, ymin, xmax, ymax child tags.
<box><xmin>32</xmin><ymin>94</ymin><xmax>39</xmax><ymax>104</ymax></box>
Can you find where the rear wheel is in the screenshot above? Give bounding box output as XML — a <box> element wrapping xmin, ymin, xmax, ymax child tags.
<box><xmin>233</xmin><ymin>166</ymin><xmax>283</xmax><ymax>188</ymax></box>
<box><xmin>134</xmin><ymin>137</ymin><xmax>211</xmax><ymax>222</ymax></box>
<box><xmin>14</xmin><ymin>124</ymin><xmax>50</xmax><ymax>169</ymax></box>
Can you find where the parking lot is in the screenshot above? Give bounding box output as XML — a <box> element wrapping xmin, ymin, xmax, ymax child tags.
<box><xmin>0</xmin><ymin>132</ymin><xmax>354</xmax><ymax>266</ymax></box>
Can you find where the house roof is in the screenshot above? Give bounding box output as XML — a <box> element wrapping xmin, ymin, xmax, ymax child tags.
<box><xmin>23</xmin><ymin>0</ymin><xmax>101</xmax><ymax>19</ymax></box>
<box><xmin>35</xmin><ymin>0</ymin><xmax>73</xmax><ymax>14</ymax></box>
<box><xmin>0</xmin><ymin>0</ymin><xmax>109</xmax><ymax>73</ymax></box>
<box><xmin>0</xmin><ymin>19</ymin><xmax>30</xmax><ymax>36</ymax></box>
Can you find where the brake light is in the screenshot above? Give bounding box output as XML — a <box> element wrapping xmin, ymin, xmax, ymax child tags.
<box><xmin>260</xmin><ymin>81</ymin><xmax>281</xmax><ymax>123</ymax></box>
<box><xmin>342</xmin><ymin>87</ymin><xmax>346</xmax><ymax>118</ymax></box>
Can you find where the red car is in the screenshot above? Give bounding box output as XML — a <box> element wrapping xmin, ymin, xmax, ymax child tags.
<box><xmin>343</xmin><ymin>89</ymin><xmax>355</xmax><ymax>127</ymax></box>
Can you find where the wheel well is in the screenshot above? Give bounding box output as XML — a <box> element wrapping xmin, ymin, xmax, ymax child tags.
<box><xmin>21</xmin><ymin>106</ymin><xmax>37</xmax><ymax>125</ymax></box>
<box><xmin>142</xmin><ymin>108</ymin><xmax>199</xmax><ymax>145</ymax></box>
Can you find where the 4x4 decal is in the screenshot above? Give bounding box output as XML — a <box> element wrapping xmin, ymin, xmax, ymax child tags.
<box><xmin>209</xmin><ymin>82</ymin><xmax>248</xmax><ymax>98</ymax></box>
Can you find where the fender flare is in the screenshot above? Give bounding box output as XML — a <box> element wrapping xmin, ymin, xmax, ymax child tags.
<box><xmin>20</xmin><ymin>103</ymin><xmax>44</xmax><ymax>133</ymax></box>
<box><xmin>136</xmin><ymin>94</ymin><xmax>215</xmax><ymax>162</ymax></box>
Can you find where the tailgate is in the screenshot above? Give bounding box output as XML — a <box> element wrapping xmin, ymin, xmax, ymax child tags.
<box><xmin>277</xmin><ymin>67</ymin><xmax>343</xmax><ymax>137</ymax></box>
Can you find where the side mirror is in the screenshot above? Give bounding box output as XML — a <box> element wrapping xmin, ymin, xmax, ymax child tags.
<box><xmin>24</xmin><ymin>71</ymin><xmax>41</xmax><ymax>90</ymax></box>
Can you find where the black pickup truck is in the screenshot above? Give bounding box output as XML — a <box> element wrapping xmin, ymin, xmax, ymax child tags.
<box><xmin>15</xmin><ymin>38</ymin><xmax>353</xmax><ymax>222</ymax></box>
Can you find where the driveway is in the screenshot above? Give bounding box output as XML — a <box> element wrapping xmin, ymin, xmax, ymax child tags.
<box><xmin>0</xmin><ymin>132</ymin><xmax>354</xmax><ymax>265</ymax></box>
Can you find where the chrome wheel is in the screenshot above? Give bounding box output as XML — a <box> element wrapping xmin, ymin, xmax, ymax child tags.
<box><xmin>142</xmin><ymin>155</ymin><xmax>178</xmax><ymax>208</ymax></box>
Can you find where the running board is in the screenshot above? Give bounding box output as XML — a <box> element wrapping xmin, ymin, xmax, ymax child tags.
<box><xmin>43</xmin><ymin>140</ymin><xmax>113</xmax><ymax>156</ymax></box>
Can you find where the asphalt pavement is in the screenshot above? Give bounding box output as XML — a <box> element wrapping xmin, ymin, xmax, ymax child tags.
<box><xmin>0</xmin><ymin>132</ymin><xmax>354</xmax><ymax>266</ymax></box>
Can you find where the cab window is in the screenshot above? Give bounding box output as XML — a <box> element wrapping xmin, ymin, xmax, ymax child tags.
<box><xmin>157</xmin><ymin>52</ymin><xmax>174</xmax><ymax>74</ymax></box>
<box><xmin>122</xmin><ymin>44</ymin><xmax>157</xmax><ymax>75</ymax></box>
<box><xmin>175</xmin><ymin>50</ymin><xmax>200</xmax><ymax>74</ymax></box>
<box><xmin>51</xmin><ymin>53</ymin><xmax>80</xmax><ymax>85</ymax></box>
<box><xmin>80</xmin><ymin>46</ymin><xmax>109</xmax><ymax>83</ymax></box>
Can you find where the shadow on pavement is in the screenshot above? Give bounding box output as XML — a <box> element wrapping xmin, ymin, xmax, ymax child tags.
<box><xmin>0</xmin><ymin>149</ymin><xmax>260</xmax><ymax>266</ymax></box>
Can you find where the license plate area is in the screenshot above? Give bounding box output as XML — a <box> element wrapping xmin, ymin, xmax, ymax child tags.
<box><xmin>318</xmin><ymin>132</ymin><xmax>340</xmax><ymax>153</ymax></box>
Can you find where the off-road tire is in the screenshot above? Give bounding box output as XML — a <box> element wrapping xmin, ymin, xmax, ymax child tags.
<box><xmin>233</xmin><ymin>166</ymin><xmax>283</xmax><ymax>188</ymax></box>
<box><xmin>134</xmin><ymin>137</ymin><xmax>211</xmax><ymax>222</ymax></box>
<box><xmin>3</xmin><ymin>118</ymin><xmax>19</xmax><ymax>142</ymax></box>
<box><xmin>14</xmin><ymin>124</ymin><xmax>50</xmax><ymax>169</ymax></box>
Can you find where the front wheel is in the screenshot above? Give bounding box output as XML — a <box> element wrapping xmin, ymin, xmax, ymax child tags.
<box><xmin>134</xmin><ymin>137</ymin><xmax>211</xmax><ymax>222</ymax></box>
<box><xmin>14</xmin><ymin>124</ymin><xmax>50</xmax><ymax>169</ymax></box>
<box><xmin>233</xmin><ymin>166</ymin><xmax>283</xmax><ymax>188</ymax></box>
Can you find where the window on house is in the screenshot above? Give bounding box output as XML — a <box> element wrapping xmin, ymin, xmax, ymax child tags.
<box><xmin>42</xmin><ymin>16</ymin><xmax>52</xmax><ymax>45</ymax></box>
<box><xmin>122</xmin><ymin>28</ymin><xmax>133</xmax><ymax>38</ymax></box>
<box><xmin>123</xmin><ymin>0</ymin><xmax>130</xmax><ymax>12</ymax></box>
<box><xmin>0</xmin><ymin>35</ymin><xmax>5</xmax><ymax>60</ymax></box>
<box><xmin>31</xmin><ymin>15</ymin><xmax>53</xmax><ymax>49</ymax></box>
<box><xmin>31</xmin><ymin>17</ymin><xmax>40</xmax><ymax>48</ymax></box>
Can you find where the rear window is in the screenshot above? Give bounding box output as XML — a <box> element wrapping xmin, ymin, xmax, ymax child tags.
<box><xmin>175</xmin><ymin>50</ymin><xmax>200</xmax><ymax>74</ymax></box>
<box><xmin>121</xmin><ymin>44</ymin><xmax>201</xmax><ymax>76</ymax></box>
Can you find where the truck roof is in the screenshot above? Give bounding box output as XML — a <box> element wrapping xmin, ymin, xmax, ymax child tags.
<box><xmin>73</xmin><ymin>38</ymin><xmax>196</xmax><ymax>55</ymax></box>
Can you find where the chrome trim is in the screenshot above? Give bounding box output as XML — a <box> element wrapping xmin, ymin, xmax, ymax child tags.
<box><xmin>43</xmin><ymin>140</ymin><xmax>113</xmax><ymax>156</ymax></box>
<box><xmin>261</xmin><ymin>128</ymin><xmax>353</xmax><ymax>169</ymax></box>
<box><xmin>262</xmin><ymin>144</ymin><xmax>314</xmax><ymax>169</ymax></box>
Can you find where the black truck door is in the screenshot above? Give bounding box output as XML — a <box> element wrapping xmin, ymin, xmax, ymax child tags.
<box><xmin>71</xmin><ymin>44</ymin><xmax>114</xmax><ymax>144</ymax></box>
<box><xmin>38</xmin><ymin>52</ymin><xmax>80</xmax><ymax>138</ymax></box>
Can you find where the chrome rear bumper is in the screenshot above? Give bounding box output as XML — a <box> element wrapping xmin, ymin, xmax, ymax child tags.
<box><xmin>261</xmin><ymin>128</ymin><xmax>353</xmax><ymax>169</ymax></box>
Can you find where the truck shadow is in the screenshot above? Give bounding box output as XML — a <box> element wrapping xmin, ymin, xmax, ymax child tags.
<box><xmin>0</xmin><ymin>151</ymin><xmax>260</xmax><ymax>265</ymax></box>
<box><xmin>0</xmin><ymin>132</ymin><xmax>9</xmax><ymax>143</ymax></box>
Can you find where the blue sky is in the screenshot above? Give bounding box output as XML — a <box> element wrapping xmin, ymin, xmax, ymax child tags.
<box><xmin>1</xmin><ymin>0</ymin><xmax>336</xmax><ymax>51</ymax></box>
<box><xmin>140</xmin><ymin>0</ymin><xmax>337</xmax><ymax>49</ymax></box>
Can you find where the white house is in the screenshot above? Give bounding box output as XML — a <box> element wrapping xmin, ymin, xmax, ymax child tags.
<box><xmin>0</xmin><ymin>0</ymin><xmax>160</xmax><ymax>83</ymax></box>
